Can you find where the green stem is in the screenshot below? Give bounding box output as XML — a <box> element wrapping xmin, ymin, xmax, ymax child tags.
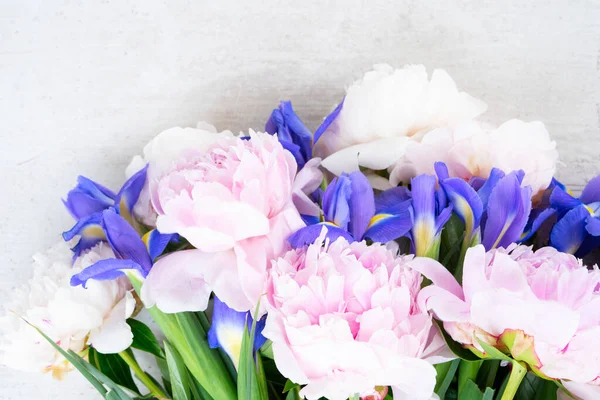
<box><xmin>500</xmin><ymin>362</ymin><xmax>527</xmax><ymax>400</ymax></box>
<box><xmin>458</xmin><ymin>360</ymin><xmax>483</xmax><ymax>396</ymax></box>
<box><xmin>454</xmin><ymin>233</ymin><xmax>472</xmax><ymax>283</ymax></box>
<box><xmin>119</xmin><ymin>350</ymin><xmax>168</xmax><ymax>399</ymax></box>
<box><xmin>126</xmin><ymin>272</ymin><xmax>237</xmax><ymax>400</ymax></box>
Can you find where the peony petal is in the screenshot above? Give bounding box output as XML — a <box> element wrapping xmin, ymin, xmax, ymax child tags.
<box><xmin>87</xmin><ymin>292</ymin><xmax>135</xmax><ymax>354</ymax></box>
<box><xmin>141</xmin><ymin>250</ymin><xmax>215</xmax><ymax>313</ymax></box>
<box><xmin>410</xmin><ymin>257</ymin><xmax>464</xmax><ymax>300</ymax></box>
<box><xmin>321</xmin><ymin>137</ymin><xmax>411</xmax><ymax>176</ymax></box>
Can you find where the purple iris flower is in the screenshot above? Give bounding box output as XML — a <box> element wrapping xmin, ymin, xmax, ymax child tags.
<box><xmin>409</xmin><ymin>173</ymin><xmax>453</xmax><ymax>257</ymax></box>
<box><xmin>62</xmin><ymin>165</ymin><xmax>148</xmax><ymax>256</ymax></box>
<box><xmin>434</xmin><ymin>162</ymin><xmax>532</xmax><ymax>251</ymax></box>
<box><xmin>70</xmin><ymin>209</ymin><xmax>175</xmax><ymax>287</ymax></box>
<box><xmin>208</xmin><ymin>296</ymin><xmax>266</xmax><ymax>368</ymax></box>
<box><xmin>287</xmin><ymin>171</ymin><xmax>413</xmax><ymax>247</ymax></box>
<box><xmin>266</xmin><ymin>101</ymin><xmax>313</xmax><ymax>170</ymax></box>
<box><xmin>548</xmin><ymin>174</ymin><xmax>600</xmax><ymax>256</ymax></box>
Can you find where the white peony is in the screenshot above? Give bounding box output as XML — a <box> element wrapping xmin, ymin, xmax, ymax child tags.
<box><xmin>0</xmin><ymin>241</ymin><xmax>135</xmax><ymax>379</ymax></box>
<box><xmin>389</xmin><ymin>119</ymin><xmax>558</xmax><ymax>195</ymax></box>
<box><xmin>316</xmin><ymin>64</ymin><xmax>487</xmax><ymax>186</ymax></box>
<box><xmin>125</xmin><ymin>121</ymin><xmax>232</xmax><ymax>226</ymax></box>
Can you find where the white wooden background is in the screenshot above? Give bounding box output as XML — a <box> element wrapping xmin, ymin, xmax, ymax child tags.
<box><xmin>1</xmin><ymin>0</ymin><xmax>599</xmax><ymax>398</ymax></box>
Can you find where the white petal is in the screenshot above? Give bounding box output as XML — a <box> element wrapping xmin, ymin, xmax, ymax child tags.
<box><xmin>87</xmin><ymin>292</ymin><xmax>135</xmax><ymax>353</ymax></box>
<box><xmin>321</xmin><ymin>137</ymin><xmax>411</xmax><ymax>176</ymax></box>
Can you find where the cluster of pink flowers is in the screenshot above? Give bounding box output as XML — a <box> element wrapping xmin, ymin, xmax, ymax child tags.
<box><xmin>4</xmin><ymin>64</ymin><xmax>599</xmax><ymax>400</ymax></box>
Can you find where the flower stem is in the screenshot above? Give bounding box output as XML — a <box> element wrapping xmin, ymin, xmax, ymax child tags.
<box><xmin>500</xmin><ymin>361</ymin><xmax>527</xmax><ymax>400</ymax></box>
<box><xmin>119</xmin><ymin>350</ymin><xmax>168</xmax><ymax>399</ymax></box>
<box><xmin>458</xmin><ymin>359</ymin><xmax>483</xmax><ymax>396</ymax></box>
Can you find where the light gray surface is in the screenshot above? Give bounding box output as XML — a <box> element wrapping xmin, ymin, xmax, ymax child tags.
<box><xmin>1</xmin><ymin>0</ymin><xmax>599</xmax><ymax>398</ymax></box>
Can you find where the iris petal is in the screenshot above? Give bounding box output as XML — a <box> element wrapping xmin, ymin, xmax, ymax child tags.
<box><xmin>62</xmin><ymin>212</ymin><xmax>105</xmax><ymax>256</ymax></box>
<box><xmin>550</xmin><ymin>187</ymin><xmax>582</xmax><ymax>213</ymax></box>
<box><xmin>550</xmin><ymin>206</ymin><xmax>590</xmax><ymax>254</ymax></box>
<box><xmin>322</xmin><ymin>175</ymin><xmax>352</xmax><ymax>230</ymax></box>
<box><xmin>70</xmin><ymin>258</ymin><xmax>146</xmax><ymax>288</ymax></box>
<box><xmin>585</xmin><ymin>215</ymin><xmax>600</xmax><ymax>236</ymax></box>
<box><xmin>288</xmin><ymin>224</ymin><xmax>354</xmax><ymax>248</ymax></box>
<box><xmin>520</xmin><ymin>207</ymin><xmax>556</xmax><ymax>242</ymax></box>
<box><xmin>580</xmin><ymin>175</ymin><xmax>600</xmax><ymax>204</ymax></box>
<box><xmin>143</xmin><ymin>229</ymin><xmax>178</xmax><ymax>261</ymax></box>
<box><xmin>115</xmin><ymin>164</ymin><xmax>148</xmax><ymax>223</ymax></box>
<box><xmin>266</xmin><ymin>101</ymin><xmax>313</xmax><ymax>169</ymax></box>
<box><xmin>347</xmin><ymin>171</ymin><xmax>376</xmax><ymax>240</ymax></box>
<box><xmin>375</xmin><ymin>186</ymin><xmax>411</xmax><ymax>213</ymax></box>
<box><xmin>313</xmin><ymin>98</ymin><xmax>344</xmax><ymax>145</ymax></box>
<box><xmin>208</xmin><ymin>296</ymin><xmax>266</xmax><ymax>369</ymax></box>
<box><xmin>477</xmin><ymin>168</ymin><xmax>505</xmax><ymax>211</ymax></box>
<box><xmin>364</xmin><ymin>204</ymin><xmax>413</xmax><ymax>243</ymax></box>
<box><xmin>482</xmin><ymin>172</ymin><xmax>532</xmax><ymax>250</ymax></box>
<box><xmin>102</xmin><ymin>209</ymin><xmax>152</xmax><ymax>272</ymax></box>
<box><xmin>438</xmin><ymin>175</ymin><xmax>483</xmax><ymax>237</ymax></box>
<box><xmin>63</xmin><ymin>176</ymin><xmax>116</xmax><ymax>220</ymax></box>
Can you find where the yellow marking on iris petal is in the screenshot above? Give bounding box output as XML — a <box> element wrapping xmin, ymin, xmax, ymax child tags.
<box><xmin>82</xmin><ymin>225</ymin><xmax>105</xmax><ymax>238</ymax></box>
<box><xmin>119</xmin><ymin>198</ymin><xmax>133</xmax><ymax>224</ymax></box>
<box><xmin>567</xmin><ymin>189</ymin><xmax>574</xmax><ymax>196</ymax></box>
<box><xmin>367</xmin><ymin>213</ymin><xmax>392</xmax><ymax>228</ymax></box>
<box><xmin>219</xmin><ymin>327</ymin><xmax>244</xmax><ymax>370</ymax></box>
<box><xmin>414</xmin><ymin>220</ymin><xmax>435</xmax><ymax>256</ymax></box>
<box><xmin>142</xmin><ymin>230</ymin><xmax>153</xmax><ymax>250</ymax></box>
<box><xmin>585</xmin><ymin>205</ymin><xmax>594</xmax><ymax>215</ymax></box>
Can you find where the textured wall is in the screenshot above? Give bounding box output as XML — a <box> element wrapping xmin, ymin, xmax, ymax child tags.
<box><xmin>1</xmin><ymin>0</ymin><xmax>599</xmax><ymax>398</ymax></box>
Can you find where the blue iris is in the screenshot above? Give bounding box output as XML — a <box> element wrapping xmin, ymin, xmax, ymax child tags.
<box><xmin>288</xmin><ymin>171</ymin><xmax>413</xmax><ymax>247</ymax></box>
<box><xmin>434</xmin><ymin>162</ymin><xmax>533</xmax><ymax>251</ymax></box>
<box><xmin>70</xmin><ymin>209</ymin><xmax>176</xmax><ymax>287</ymax></box>
<box><xmin>62</xmin><ymin>165</ymin><xmax>148</xmax><ymax>256</ymax></box>
<box><xmin>409</xmin><ymin>173</ymin><xmax>453</xmax><ymax>257</ymax></box>
<box><xmin>265</xmin><ymin>101</ymin><xmax>313</xmax><ymax>170</ymax></box>
<box><xmin>548</xmin><ymin>174</ymin><xmax>600</xmax><ymax>256</ymax></box>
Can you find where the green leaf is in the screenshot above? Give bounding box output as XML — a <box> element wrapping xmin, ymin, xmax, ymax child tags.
<box><xmin>476</xmin><ymin>360</ymin><xmax>501</xmax><ymax>390</ymax></box>
<box><xmin>127</xmin><ymin>269</ymin><xmax>236</xmax><ymax>400</ymax></box>
<box><xmin>283</xmin><ymin>379</ymin><xmax>300</xmax><ymax>393</ymax></box>
<box><xmin>458</xmin><ymin>360</ymin><xmax>483</xmax><ymax>396</ymax></box>
<box><xmin>435</xmin><ymin>320</ymin><xmax>481</xmax><ymax>361</ymax></box>
<box><xmin>127</xmin><ymin>319</ymin><xmax>164</xmax><ymax>359</ymax></box>
<box><xmin>461</xmin><ymin>379</ymin><xmax>494</xmax><ymax>400</ymax></box>
<box><xmin>440</xmin><ymin>213</ymin><xmax>466</xmax><ymax>271</ymax></box>
<box><xmin>88</xmin><ymin>348</ymin><xmax>139</xmax><ymax>395</ymax></box>
<box><xmin>259</xmin><ymin>340</ymin><xmax>274</xmax><ymax>359</ymax></box>
<box><xmin>476</xmin><ymin>337</ymin><xmax>513</xmax><ymax>362</ymax></box>
<box><xmin>156</xmin><ymin>357</ymin><xmax>172</xmax><ymax>395</ymax></box>
<box><xmin>164</xmin><ymin>341</ymin><xmax>192</xmax><ymax>400</ymax></box>
<box><xmin>23</xmin><ymin>318</ymin><xmax>130</xmax><ymax>398</ymax></box>
<box><xmin>237</xmin><ymin>301</ymin><xmax>268</xmax><ymax>400</ymax></box>
<box><xmin>237</xmin><ymin>319</ymin><xmax>259</xmax><ymax>399</ymax></box>
<box><xmin>435</xmin><ymin>359</ymin><xmax>460</xmax><ymax>399</ymax></box>
<box><xmin>174</xmin><ymin>312</ymin><xmax>236</xmax><ymax>399</ymax></box>
<box><xmin>284</xmin><ymin>386</ymin><xmax>301</xmax><ymax>400</ymax></box>
<box><xmin>256</xmin><ymin>352</ymin><xmax>269</xmax><ymax>399</ymax></box>
<box><xmin>515</xmin><ymin>373</ymin><xmax>558</xmax><ymax>400</ymax></box>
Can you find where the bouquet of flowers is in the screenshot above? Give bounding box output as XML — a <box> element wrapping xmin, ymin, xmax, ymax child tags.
<box><xmin>3</xmin><ymin>64</ymin><xmax>600</xmax><ymax>400</ymax></box>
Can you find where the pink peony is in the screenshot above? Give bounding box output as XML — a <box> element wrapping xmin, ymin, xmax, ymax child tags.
<box><xmin>416</xmin><ymin>244</ymin><xmax>600</xmax><ymax>396</ymax></box>
<box><xmin>263</xmin><ymin>230</ymin><xmax>451</xmax><ymax>400</ymax></box>
<box><xmin>143</xmin><ymin>130</ymin><xmax>307</xmax><ymax>312</ymax></box>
